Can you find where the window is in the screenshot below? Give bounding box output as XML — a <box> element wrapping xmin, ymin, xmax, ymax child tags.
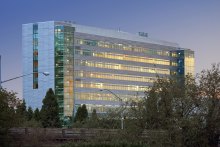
<box><xmin>33</xmin><ymin>24</ymin><xmax>38</xmax><ymax>89</ymax></box>
<box><xmin>75</xmin><ymin>38</ymin><xmax>171</xmax><ymax>57</ymax></box>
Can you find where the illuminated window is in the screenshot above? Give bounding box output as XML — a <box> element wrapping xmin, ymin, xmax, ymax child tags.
<box><xmin>75</xmin><ymin>38</ymin><xmax>172</xmax><ymax>57</ymax></box>
<box><xmin>75</xmin><ymin>81</ymin><xmax>149</xmax><ymax>92</ymax></box>
<box><xmin>74</xmin><ymin>70</ymin><xmax>156</xmax><ymax>83</ymax></box>
<box><xmin>75</xmin><ymin>60</ymin><xmax>170</xmax><ymax>75</ymax></box>
<box><xmin>55</xmin><ymin>25</ymin><xmax>74</xmax><ymax>117</ymax></box>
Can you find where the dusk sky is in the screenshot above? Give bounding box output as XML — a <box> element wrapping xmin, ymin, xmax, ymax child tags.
<box><xmin>0</xmin><ymin>0</ymin><xmax>220</xmax><ymax>98</ymax></box>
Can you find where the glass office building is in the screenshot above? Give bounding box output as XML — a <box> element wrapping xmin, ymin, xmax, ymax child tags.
<box><xmin>22</xmin><ymin>21</ymin><xmax>194</xmax><ymax>118</ymax></box>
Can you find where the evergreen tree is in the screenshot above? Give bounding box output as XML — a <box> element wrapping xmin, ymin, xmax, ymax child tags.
<box><xmin>87</xmin><ymin>109</ymin><xmax>99</xmax><ymax>128</ymax></box>
<box><xmin>74</xmin><ymin>104</ymin><xmax>88</xmax><ymax>122</ymax></box>
<box><xmin>91</xmin><ymin>109</ymin><xmax>98</xmax><ymax>121</ymax></box>
<box><xmin>74</xmin><ymin>106</ymin><xmax>82</xmax><ymax>122</ymax></box>
<box><xmin>16</xmin><ymin>99</ymin><xmax>27</xmax><ymax>119</ymax></box>
<box><xmin>33</xmin><ymin>108</ymin><xmax>41</xmax><ymax>121</ymax></box>
<box><xmin>27</xmin><ymin>106</ymin><xmax>33</xmax><ymax>121</ymax></box>
<box><xmin>81</xmin><ymin>104</ymin><xmax>88</xmax><ymax>120</ymax></box>
<box><xmin>40</xmin><ymin>88</ymin><xmax>61</xmax><ymax>128</ymax></box>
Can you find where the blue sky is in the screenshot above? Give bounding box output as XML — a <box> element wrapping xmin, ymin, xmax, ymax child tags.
<box><xmin>0</xmin><ymin>0</ymin><xmax>220</xmax><ymax>98</ymax></box>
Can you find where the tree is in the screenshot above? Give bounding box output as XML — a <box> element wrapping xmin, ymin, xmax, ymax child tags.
<box><xmin>81</xmin><ymin>104</ymin><xmax>88</xmax><ymax>120</ymax></box>
<box><xmin>74</xmin><ymin>106</ymin><xmax>82</xmax><ymax>122</ymax></box>
<box><xmin>82</xmin><ymin>109</ymin><xmax>99</xmax><ymax>128</ymax></box>
<box><xmin>126</xmin><ymin>62</ymin><xmax>220</xmax><ymax>146</ymax></box>
<box><xmin>198</xmin><ymin>63</ymin><xmax>220</xmax><ymax>146</ymax></box>
<box><xmin>127</xmin><ymin>74</ymin><xmax>207</xmax><ymax>146</ymax></box>
<box><xmin>33</xmin><ymin>108</ymin><xmax>41</xmax><ymax>121</ymax></box>
<box><xmin>0</xmin><ymin>88</ymin><xmax>21</xmax><ymax>146</ymax></box>
<box><xmin>40</xmin><ymin>88</ymin><xmax>61</xmax><ymax>128</ymax></box>
<box><xmin>74</xmin><ymin>104</ymin><xmax>88</xmax><ymax>122</ymax></box>
<box><xmin>91</xmin><ymin>109</ymin><xmax>98</xmax><ymax>121</ymax></box>
<box><xmin>0</xmin><ymin>88</ymin><xmax>20</xmax><ymax>128</ymax></box>
<box><xmin>27</xmin><ymin>106</ymin><xmax>33</xmax><ymax>121</ymax></box>
<box><xmin>16</xmin><ymin>99</ymin><xmax>27</xmax><ymax>119</ymax></box>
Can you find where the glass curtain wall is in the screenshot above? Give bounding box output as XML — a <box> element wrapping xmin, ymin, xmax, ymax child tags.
<box><xmin>184</xmin><ymin>50</ymin><xmax>195</xmax><ymax>75</ymax></box>
<box><xmin>55</xmin><ymin>25</ymin><xmax>74</xmax><ymax>118</ymax></box>
<box><xmin>176</xmin><ymin>49</ymin><xmax>195</xmax><ymax>76</ymax></box>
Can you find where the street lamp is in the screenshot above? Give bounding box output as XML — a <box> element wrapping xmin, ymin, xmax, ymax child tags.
<box><xmin>100</xmin><ymin>89</ymin><xmax>125</xmax><ymax>129</ymax></box>
<box><xmin>0</xmin><ymin>72</ymin><xmax>49</xmax><ymax>88</ymax></box>
<box><xmin>100</xmin><ymin>89</ymin><xmax>123</xmax><ymax>102</ymax></box>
